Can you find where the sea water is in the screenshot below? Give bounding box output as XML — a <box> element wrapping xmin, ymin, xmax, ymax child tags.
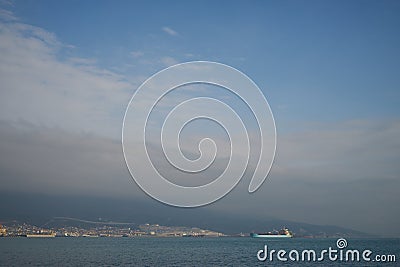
<box><xmin>0</xmin><ymin>237</ymin><xmax>399</xmax><ymax>266</ymax></box>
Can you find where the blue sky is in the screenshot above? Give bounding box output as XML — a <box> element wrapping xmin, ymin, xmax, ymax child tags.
<box><xmin>10</xmin><ymin>0</ymin><xmax>400</xmax><ymax>128</ymax></box>
<box><xmin>1</xmin><ymin>0</ymin><xmax>400</xmax><ymax>236</ymax></box>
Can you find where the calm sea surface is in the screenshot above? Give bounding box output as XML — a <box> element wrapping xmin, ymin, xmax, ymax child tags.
<box><xmin>0</xmin><ymin>237</ymin><xmax>398</xmax><ymax>266</ymax></box>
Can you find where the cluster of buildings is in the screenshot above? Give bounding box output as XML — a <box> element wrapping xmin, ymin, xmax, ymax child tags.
<box><xmin>0</xmin><ymin>223</ymin><xmax>54</xmax><ymax>237</ymax></box>
<box><xmin>137</xmin><ymin>223</ymin><xmax>224</xmax><ymax>237</ymax></box>
<box><xmin>0</xmin><ymin>222</ymin><xmax>224</xmax><ymax>238</ymax></box>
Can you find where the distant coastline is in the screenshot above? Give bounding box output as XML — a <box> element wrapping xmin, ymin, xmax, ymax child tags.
<box><xmin>0</xmin><ymin>218</ymin><xmax>373</xmax><ymax>238</ymax></box>
<box><xmin>0</xmin><ymin>221</ymin><xmax>225</xmax><ymax>238</ymax></box>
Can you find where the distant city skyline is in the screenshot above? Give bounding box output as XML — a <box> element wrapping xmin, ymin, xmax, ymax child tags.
<box><xmin>0</xmin><ymin>0</ymin><xmax>399</xmax><ymax>237</ymax></box>
<box><xmin>0</xmin><ymin>215</ymin><xmax>369</xmax><ymax>238</ymax></box>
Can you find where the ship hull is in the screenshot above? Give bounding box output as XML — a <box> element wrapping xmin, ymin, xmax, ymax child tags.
<box><xmin>25</xmin><ymin>234</ymin><xmax>56</xmax><ymax>238</ymax></box>
<box><xmin>250</xmin><ymin>233</ymin><xmax>292</xmax><ymax>238</ymax></box>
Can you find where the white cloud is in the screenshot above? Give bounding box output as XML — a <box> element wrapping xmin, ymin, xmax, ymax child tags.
<box><xmin>0</xmin><ymin>8</ymin><xmax>17</xmax><ymax>21</ymax></box>
<box><xmin>160</xmin><ymin>56</ymin><xmax>178</xmax><ymax>67</ymax></box>
<box><xmin>67</xmin><ymin>57</ymin><xmax>97</xmax><ymax>65</ymax></box>
<box><xmin>0</xmin><ymin>1</ymin><xmax>14</xmax><ymax>7</ymax></box>
<box><xmin>130</xmin><ymin>50</ymin><xmax>144</xmax><ymax>58</ymax></box>
<box><xmin>0</xmin><ymin>18</ymin><xmax>133</xmax><ymax>138</ymax></box>
<box><xmin>274</xmin><ymin>119</ymin><xmax>400</xmax><ymax>182</ymax></box>
<box><xmin>162</xmin><ymin>26</ymin><xmax>178</xmax><ymax>36</ymax></box>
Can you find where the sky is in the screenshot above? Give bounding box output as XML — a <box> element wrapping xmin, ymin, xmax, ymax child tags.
<box><xmin>0</xmin><ymin>0</ymin><xmax>400</xmax><ymax>236</ymax></box>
